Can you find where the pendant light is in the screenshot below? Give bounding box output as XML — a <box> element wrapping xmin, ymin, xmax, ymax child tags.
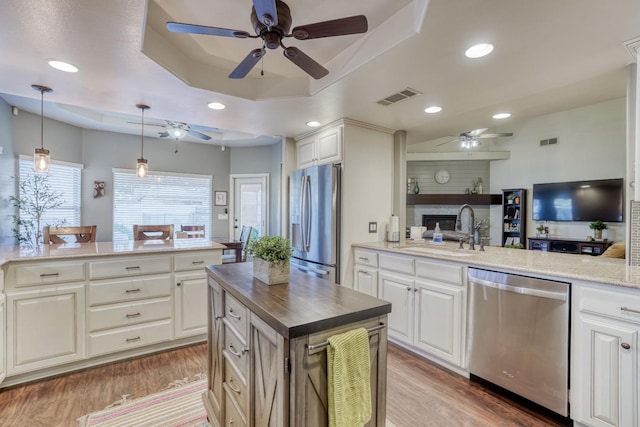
<box><xmin>32</xmin><ymin>84</ymin><xmax>53</xmax><ymax>172</ymax></box>
<box><xmin>136</xmin><ymin>104</ymin><xmax>150</xmax><ymax>178</ymax></box>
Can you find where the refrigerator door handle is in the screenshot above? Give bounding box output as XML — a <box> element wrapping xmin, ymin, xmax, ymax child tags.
<box><xmin>298</xmin><ymin>175</ymin><xmax>307</xmax><ymax>252</ymax></box>
<box><xmin>303</xmin><ymin>174</ymin><xmax>312</xmax><ymax>252</ymax></box>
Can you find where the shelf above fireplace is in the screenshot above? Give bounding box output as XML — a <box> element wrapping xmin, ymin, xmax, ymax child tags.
<box><xmin>406</xmin><ymin>194</ymin><xmax>502</xmax><ymax>205</ymax></box>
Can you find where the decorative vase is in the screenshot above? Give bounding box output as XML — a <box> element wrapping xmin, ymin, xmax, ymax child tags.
<box><xmin>594</xmin><ymin>230</ymin><xmax>603</xmax><ymax>240</ymax></box>
<box><xmin>413</xmin><ymin>181</ymin><xmax>420</xmax><ymax>194</ymax></box>
<box><xmin>253</xmin><ymin>257</ymin><xmax>290</xmax><ymax>285</ymax></box>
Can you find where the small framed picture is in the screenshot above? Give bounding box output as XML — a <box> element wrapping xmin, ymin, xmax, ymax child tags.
<box><xmin>214</xmin><ymin>191</ymin><xmax>228</xmax><ymax>206</ymax></box>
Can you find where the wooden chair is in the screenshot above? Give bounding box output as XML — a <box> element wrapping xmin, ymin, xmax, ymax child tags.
<box><xmin>180</xmin><ymin>225</ymin><xmax>205</xmax><ymax>239</ymax></box>
<box><xmin>43</xmin><ymin>225</ymin><xmax>97</xmax><ymax>244</ymax></box>
<box><xmin>222</xmin><ymin>225</ymin><xmax>252</xmax><ymax>263</ymax></box>
<box><xmin>133</xmin><ymin>224</ymin><xmax>174</xmax><ymax>241</ymax></box>
<box><xmin>243</xmin><ymin>227</ymin><xmax>260</xmax><ymax>262</ymax></box>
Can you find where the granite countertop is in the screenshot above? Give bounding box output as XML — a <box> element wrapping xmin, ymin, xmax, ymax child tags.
<box><xmin>0</xmin><ymin>239</ymin><xmax>227</xmax><ymax>266</ymax></box>
<box><xmin>207</xmin><ymin>263</ymin><xmax>391</xmax><ymax>339</ymax></box>
<box><xmin>353</xmin><ymin>240</ymin><xmax>640</xmax><ymax>290</ymax></box>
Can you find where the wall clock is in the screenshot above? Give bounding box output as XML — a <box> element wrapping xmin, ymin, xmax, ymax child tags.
<box><xmin>434</xmin><ymin>169</ymin><xmax>450</xmax><ymax>184</ymax></box>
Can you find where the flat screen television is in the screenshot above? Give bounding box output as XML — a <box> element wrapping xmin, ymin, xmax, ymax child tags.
<box><xmin>532</xmin><ymin>178</ymin><xmax>624</xmax><ymax>222</ymax></box>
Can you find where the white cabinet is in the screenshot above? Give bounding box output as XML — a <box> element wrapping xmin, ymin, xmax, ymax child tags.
<box><xmin>7</xmin><ymin>284</ymin><xmax>85</xmax><ymax>375</ymax></box>
<box><xmin>379</xmin><ymin>272</ymin><xmax>414</xmax><ymax>343</ymax></box>
<box><xmin>296</xmin><ymin>125</ymin><xmax>343</xmax><ymax>168</ymax></box>
<box><xmin>174</xmin><ymin>272</ymin><xmax>208</xmax><ymax>338</ymax></box>
<box><xmin>0</xmin><ymin>294</ymin><xmax>5</xmax><ymax>384</ymax></box>
<box><xmin>572</xmin><ymin>284</ymin><xmax>640</xmax><ymax>427</ymax></box>
<box><xmin>354</xmin><ymin>267</ymin><xmax>378</xmax><ymax>297</ymax></box>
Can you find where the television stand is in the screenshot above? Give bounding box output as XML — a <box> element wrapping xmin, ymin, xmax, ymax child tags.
<box><xmin>528</xmin><ymin>237</ymin><xmax>612</xmax><ymax>256</ymax></box>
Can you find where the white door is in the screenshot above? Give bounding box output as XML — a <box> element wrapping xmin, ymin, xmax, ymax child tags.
<box><xmin>231</xmin><ymin>174</ymin><xmax>269</xmax><ymax>240</ymax></box>
<box><xmin>379</xmin><ymin>273</ymin><xmax>414</xmax><ymax>344</ymax></box>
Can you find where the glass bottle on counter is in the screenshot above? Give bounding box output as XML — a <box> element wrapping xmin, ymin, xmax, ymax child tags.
<box><xmin>433</xmin><ymin>222</ymin><xmax>443</xmax><ymax>243</ymax></box>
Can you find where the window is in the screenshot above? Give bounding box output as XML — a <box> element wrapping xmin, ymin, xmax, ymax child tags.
<box><xmin>17</xmin><ymin>156</ymin><xmax>82</xmax><ymax>232</ymax></box>
<box><xmin>113</xmin><ymin>169</ymin><xmax>212</xmax><ymax>241</ymax></box>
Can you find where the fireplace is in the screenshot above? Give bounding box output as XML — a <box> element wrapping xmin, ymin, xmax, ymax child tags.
<box><xmin>422</xmin><ymin>215</ymin><xmax>457</xmax><ymax>231</ymax></box>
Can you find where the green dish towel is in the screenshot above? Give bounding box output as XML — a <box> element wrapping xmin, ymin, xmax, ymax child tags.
<box><xmin>327</xmin><ymin>327</ymin><xmax>372</xmax><ymax>427</ymax></box>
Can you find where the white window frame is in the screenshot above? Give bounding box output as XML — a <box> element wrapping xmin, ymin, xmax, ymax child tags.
<box><xmin>112</xmin><ymin>168</ymin><xmax>213</xmax><ymax>242</ymax></box>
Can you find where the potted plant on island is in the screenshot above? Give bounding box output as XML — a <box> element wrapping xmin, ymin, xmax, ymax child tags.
<box><xmin>246</xmin><ymin>235</ymin><xmax>294</xmax><ymax>285</ymax></box>
<box><xmin>589</xmin><ymin>220</ymin><xmax>607</xmax><ymax>240</ymax></box>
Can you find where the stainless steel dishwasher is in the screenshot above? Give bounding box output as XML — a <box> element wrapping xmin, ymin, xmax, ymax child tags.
<box><xmin>466</xmin><ymin>268</ymin><xmax>570</xmax><ymax>417</ymax></box>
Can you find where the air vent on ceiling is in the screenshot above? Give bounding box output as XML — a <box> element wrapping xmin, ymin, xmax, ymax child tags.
<box><xmin>376</xmin><ymin>87</ymin><xmax>422</xmax><ymax>106</ymax></box>
<box><xmin>540</xmin><ymin>137</ymin><xmax>559</xmax><ymax>146</ymax></box>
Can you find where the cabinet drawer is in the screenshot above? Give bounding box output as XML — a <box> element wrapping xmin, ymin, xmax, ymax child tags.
<box><xmin>88</xmin><ymin>319</ymin><xmax>172</xmax><ymax>357</ymax></box>
<box><xmin>224</xmin><ymin>292</ymin><xmax>249</xmax><ymax>340</ymax></box>
<box><xmin>415</xmin><ymin>260</ymin><xmax>463</xmax><ymax>286</ymax></box>
<box><xmin>379</xmin><ymin>254</ymin><xmax>414</xmax><ymax>275</ymax></box>
<box><xmin>88</xmin><ymin>297</ymin><xmax>171</xmax><ymax>332</ymax></box>
<box><xmin>174</xmin><ymin>251</ymin><xmax>221</xmax><ymax>272</ymax></box>
<box><xmin>10</xmin><ymin>261</ymin><xmax>85</xmax><ymax>288</ymax></box>
<box><xmin>354</xmin><ymin>249</ymin><xmax>378</xmax><ymax>268</ymax></box>
<box><xmin>224</xmin><ymin>357</ymin><xmax>248</xmax><ymax>416</ymax></box>
<box><xmin>89</xmin><ymin>255</ymin><xmax>171</xmax><ymax>280</ymax></box>
<box><xmin>225</xmin><ymin>393</ymin><xmax>247</xmax><ymax>427</ymax></box>
<box><xmin>88</xmin><ymin>275</ymin><xmax>171</xmax><ymax>306</ymax></box>
<box><xmin>577</xmin><ymin>285</ymin><xmax>640</xmax><ymax>324</ymax></box>
<box><xmin>224</xmin><ymin>325</ymin><xmax>249</xmax><ymax>378</ymax></box>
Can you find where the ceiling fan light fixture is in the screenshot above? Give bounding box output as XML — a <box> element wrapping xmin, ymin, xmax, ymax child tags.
<box><xmin>31</xmin><ymin>84</ymin><xmax>53</xmax><ymax>173</ymax></box>
<box><xmin>48</xmin><ymin>60</ymin><xmax>78</xmax><ymax>73</ymax></box>
<box><xmin>424</xmin><ymin>106</ymin><xmax>442</xmax><ymax>114</ymax></box>
<box><xmin>208</xmin><ymin>102</ymin><xmax>226</xmax><ymax>110</ymax></box>
<box><xmin>465</xmin><ymin>43</ymin><xmax>494</xmax><ymax>59</ymax></box>
<box><xmin>167</xmin><ymin>127</ymin><xmax>187</xmax><ymax>140</ymax></box>
<box><xmin>136</xmin><ymin>104</ymin><xmax>150</xmax><ymax>178</ymax></box>
<box><xmin>306</xmin><ymin>120</ymin><xmax>321</xmax><ymax>128</ymax></box>
<box><xmin>493</xmin><ymin>112</ymin><xmax>511</xmax><ymax>119</ymax></box>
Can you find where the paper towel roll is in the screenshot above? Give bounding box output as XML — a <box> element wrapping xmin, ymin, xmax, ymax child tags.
<box><xmin>387</xmin><ymin>215</ymin><xmax>400</xmax><ymax>242</ymax></box>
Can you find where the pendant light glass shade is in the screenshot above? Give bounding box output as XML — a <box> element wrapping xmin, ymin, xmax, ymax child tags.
<box><xmin>31</xmin><ymin>84</ymin><xmax>53</xmax><ymax>172</ymax></box>
<box><xmin>136</xmin><ymin>104</ymin><xmax>150</xmax><ymax>178</ymax></box>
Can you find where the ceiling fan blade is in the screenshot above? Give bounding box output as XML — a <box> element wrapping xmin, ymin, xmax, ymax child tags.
<box><xmin>187</xmin><ymin>129</ymin><xmax>212</xmax><ymax>141</ymax></box>
<box><xmin>283</xmin><ymin>47</ymin><xmax>328</xmax><ymax>79</ymax></box>
<box><xmin>291</xmin><ymin>15</ymin><xmax>368</xmax><ymax>40</ymax></box>
<box><xmin>158</xmin><ymin>131</ymin><xmax>169</xmax><ymax>138</ymax></box>
<box><xmin>436</xmin><ymin>137</ymin><xmax>458</xmax><ymax>147</ymax></box>
<box><xmin>229</xmin><ymin>48</ymin><xmax>266</xmax><ymax>79</ymax></box>
<box><xmin>478</xmin><ymin>132</ymin><xmax>514</xmax><ymax>138</ymax></box>
<box><xmin>252</xmin><ymin>0</ymin><xmax>278</xmax><ymax>27</ymax></box>
<box><xmin>467</xmin><ymin>128</ymin><xmax>488</xmax><ymax>136</ymax></box>
<box><xmin>166</xmin><ymin>22</ymin><xmax>251</xmax><ymax>38</ymax></box>
<box><xmin>190</xmin><ymin>124</ymin><xmax>220</xmax><ymax>133</ymax></box>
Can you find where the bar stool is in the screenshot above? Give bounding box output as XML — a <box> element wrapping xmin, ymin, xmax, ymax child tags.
<box><xmin>43</xmin><ymin>225</ymin><xmax>97</xmax><ymax>244</ymax></box>
<box><xmin>133</xmin><ymin>224</ymin><xmax>174</xmax><ymax>240</ymax></box>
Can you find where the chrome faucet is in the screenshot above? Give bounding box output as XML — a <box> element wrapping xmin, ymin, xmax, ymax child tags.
<box><xmin>456</xmin><ymin>204</ymin><xmax>475</xmax><ymax>249</ymax></box>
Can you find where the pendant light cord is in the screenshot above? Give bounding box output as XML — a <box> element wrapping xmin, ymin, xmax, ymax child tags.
<box><xmin>140</xmin><ymin>107</ymin><xmax>144</xmax><ymax>158</ymax></box>
<box><xmin>39</xmin><ymin>88</ymin><xmax>44</xmax><ymax>149</ymax></box>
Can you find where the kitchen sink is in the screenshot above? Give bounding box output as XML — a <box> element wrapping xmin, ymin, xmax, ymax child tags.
<box><xmin>400</xmin><ymin>246</ymin><xmax>475</xmax><ymax>257</ymax></box>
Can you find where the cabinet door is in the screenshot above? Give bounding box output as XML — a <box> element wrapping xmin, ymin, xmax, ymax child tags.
<box><xmin>413</xmin><ymin>279</ymin><xmax>463</xmax><ymax>366</ymax></box>
<box><xmin>316</xmin><ymin>126</ymin><xmax>342</xmax><ymax>165</ymax></box>
<box><xmin>578</xmin><ymin>316</ymin><xmax>637</xmax><ymax>427</ymax></box>
<box><xmin>0</xmin><ymin>294</ymin><xmax>5</xmax><ymax>384</ymax></box>
<box><xmin>203</xmin><ymin>278</ymin><xmax>224</xmax><ymax>423</ymax></box>
<box><xmin>296</xmin><ymin>136</ymin><xmax>316</xmax><ymax>169</ymax></box>
<box><xmin>174</xmin><ymin>272</ymin><xmax>207</xmax><ymax>339</ymax></box>
<box><xmin>354</xmin><ymin>266</ymin><xmax>378</xmax><ymax>297</ymax></box>
<box><xmin>379</xmin><ymin>273</ymin><xmax>413</xmax><ymax>344</ymax></box>
<box><xmin>250</xmin><ymin>314</ymin><xmax>288</xmax><ymax>427</ymax></box>
<box><xmin>7</xmin><ymin>284</ymin><xmax>85</xmax><ymax>375</ymax></box>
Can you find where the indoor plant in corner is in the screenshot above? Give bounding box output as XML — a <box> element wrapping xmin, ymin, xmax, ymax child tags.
<box><xmin>589</xmin><ymin>220</ymin><xmax>607</xmax><ymax>240</ymax></box>
<box><xmin>247</xmin><ymin>235</ymin><xmax>294</xmax><ymax>285</ymax></box>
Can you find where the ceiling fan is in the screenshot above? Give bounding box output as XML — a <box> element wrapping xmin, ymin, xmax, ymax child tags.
<box><xmin>166</xmin><ymin>0</ymin><xmax>368</xmax><ymax>79</ymax></box>
<box><xmin>437</xmin><ymin>128</ymin><xmax>514</xmax><ymax>149</ymax></box>
<box><xmin>127</xmin><ymin>119</ymin><xmax>216</xmax><ymax>141</ymax></box>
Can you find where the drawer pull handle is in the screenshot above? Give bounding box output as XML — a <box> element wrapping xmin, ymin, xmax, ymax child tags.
<box><xmin>359</xmin><ymin>271</ymin><xmax>370</xmax><ymax>276</ymax></box>
<box><xmin>621</xmin><ymin>342</ymin><xmax>631</xmax><ymax>350</ymax></box>
<box><xmin>39</xmin><ymin>273</ymin><xmax>60</xmax><ymax>278</ymax></box>
<box><xmin>191</xmin><ymin>260</ymin><xmax>205</xmax><ymax>265</ymax></box>
<box><xmin>359</xmin><ymin>257</ymin><xmax>369</xmax><ymax>262</ymax></box>
<box><xmin>126</xmin><ymin>289</ymin><xmax>141</xmax><ymax>294</ymax></box>
<box><xmin>229</xmin><ymin>418</ymin><xmax>235</xmax><ymax>425</ymax></box>
<box><xmin>228</xmin><ymin>376</ymin><xmax>241</xmax><ymax>394</ymax></box>
<box><xmin>125</xmin><ymin>266</ymin><xmax>141</xmax><ymax>271</ymax></box>
<box><xmin>228</xmin><ymin>344</ymin><xmax>242</xmax><ymax>357</ymax></box>
<box><xmin>228</xmin><ymin>308</ymin><xmax>241</xmax><ymax>320</ymax></box>
<box><xmin>126</xmin><ymin>312</ymin><xmax>141</xmax><ymax>319</ymax></box>
<box><xmin>621</xmin><ymin>307</ymin><xmax>640</xmax><ymax>315</ymax></box>
<box><xmin>126</xmin><ymin>336</ymin><xmax>141</xmax><ymax>343</ymax></box>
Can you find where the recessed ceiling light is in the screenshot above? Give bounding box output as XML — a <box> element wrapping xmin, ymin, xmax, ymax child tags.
<box><xmin>48</xmin><ymin>60</ymin><xmax>78</xmax><ymax>73</ymax></box>
<box><xmin>493</xmin><ymin>112</ymin><xmax>511</xmax><ymax>119</ymax></box>
<box><xmin>424</xmin><ymin>106</ymin><xmax>442</xmax><ymax>114</ymax></box>
<box><xmin>465</xmin><ymin>43</ymin><xmax>494</xmax><ymax>59</ymax></box>
<box><xmin>207</xmin><ymin>102</ymin><xmax>226</xmax><ymax>110</ymax></box>
<box><xmin>306</xmin><ymin>121</ymin><xmax>321</xmax><ymax>128</ymax></box>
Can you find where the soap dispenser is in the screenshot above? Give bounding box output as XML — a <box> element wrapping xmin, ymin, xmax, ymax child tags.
<box><xmin>433</xmin><ymin>222</ymin><xmax>443</xmax><ymax>243</ymax></box>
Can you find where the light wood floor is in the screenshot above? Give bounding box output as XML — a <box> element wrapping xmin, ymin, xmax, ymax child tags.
<box><xmin>0</xmin><ymin>342</ymin><xmax>563</xmax><ymax>426</ymax></box>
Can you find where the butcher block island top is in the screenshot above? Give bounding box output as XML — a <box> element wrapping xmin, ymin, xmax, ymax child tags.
<box><xmin>206</xmin><ymin>262</ymin><xmax>391</xmax><ymax>339</ymax></box>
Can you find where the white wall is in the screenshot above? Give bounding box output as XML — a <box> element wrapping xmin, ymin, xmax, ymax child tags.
<box><xmin>489</xmin><ymin>98</ymin><xmax>626</xmax><ymax>244</ymax></box>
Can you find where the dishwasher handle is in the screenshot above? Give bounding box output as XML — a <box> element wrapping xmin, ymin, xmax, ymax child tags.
<box><xmin>469</xmin><ymin>276</ymin><xmax>567</xmax><ymax>301</ymax></box>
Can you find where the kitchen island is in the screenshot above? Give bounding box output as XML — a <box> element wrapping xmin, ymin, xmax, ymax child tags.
<box><xmin>0</xmin><ymin>239</ymin><xmax>226</xmax><ymax>387</ymax></box>
<box><xmin>205</xmin><ymin>262</ymin><xmax>391</xmax><ymax>427</ymax></box>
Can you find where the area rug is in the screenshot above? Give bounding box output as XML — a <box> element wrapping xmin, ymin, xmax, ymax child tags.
<box><xmin>77</xmin><ymin>374</ymin><xmax>397</xmax><ymax>427</ymax></box>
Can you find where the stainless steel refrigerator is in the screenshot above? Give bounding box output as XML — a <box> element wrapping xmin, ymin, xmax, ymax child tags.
<box><xmin>289</xmin><ymin>163</ymin><xmax>341</xmax><ymax>284</ymax></box>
